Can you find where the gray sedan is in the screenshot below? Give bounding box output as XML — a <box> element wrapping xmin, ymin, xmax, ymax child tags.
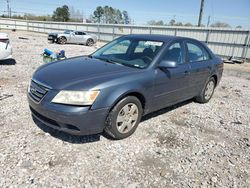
<box><xmin>28</xmin><ymin>34</ymin><xmax>223</xmax><ymax>139</ymax></box>
<box><xmin>48</xmin><ymin>30</ymin><xmax>97</xmax><ymax>46</ymax></box>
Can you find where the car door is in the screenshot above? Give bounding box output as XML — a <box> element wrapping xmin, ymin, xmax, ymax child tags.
<box><xmin>72</xmin><ymin>31</ymin><xmax>84</xmax><ymax>43</ymax></box>
<box><xmin>152</xmin><ymin>41</ymin><xmax>191</xmax><ymax>111</ymax></box>
<box><xmin>81</xmin><ymin>32</ymin><xmax>89</xmax><ymax>44</ymax></box>
<box><xmin>185</xmin><ymin>40</ymin><xmax>213</xmax><ymax>96</ymax></box>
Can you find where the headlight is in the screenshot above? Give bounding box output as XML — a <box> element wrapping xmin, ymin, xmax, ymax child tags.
<box><xmin>51</xmin><ymin>90</ymin><xmax>100</xmax><ymax>106</ymax></box>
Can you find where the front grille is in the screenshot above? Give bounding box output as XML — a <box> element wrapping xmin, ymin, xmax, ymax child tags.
<box><xmin>29</xmin><ymin>81</ymin><xmax>48</xmax><ymax>103</ymax></box>
<box><xmin>30</xmin><ymin>107</ymin><xmax>60</xmax><ymax>127</ymax></box>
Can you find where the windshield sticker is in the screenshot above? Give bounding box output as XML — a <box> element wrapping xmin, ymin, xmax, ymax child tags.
<box><xmin>145</xmin><ymin>41</ymin><xmax>163</xmax><ymax>46</ymax></box>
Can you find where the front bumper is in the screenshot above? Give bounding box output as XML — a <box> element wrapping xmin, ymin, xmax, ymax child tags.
<box><xmin>48</xmin><ymin>35</ymin><xmax>57</xmax><ymax>42</ymax></box>
<box><xmin>28</xmin><ymin>89</ymin><xmax>109</xmax><ymax>136</ymax></box>
<box><xmin>0</xmin><ymin>44</ymin><xmax>12</xmax><ymax>60</ymax></box>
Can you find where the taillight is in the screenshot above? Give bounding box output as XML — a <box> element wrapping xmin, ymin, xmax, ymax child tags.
<box><xmin>0</xmin><ymin>39</ymin><xmax>9</xmax><ymax>43</ymax></box>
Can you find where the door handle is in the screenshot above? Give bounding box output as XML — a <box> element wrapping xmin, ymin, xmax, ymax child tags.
<box><xmin>184</xmin><ymin>70</ymin><xmax>190</xmax><ymax>75</ymax></box>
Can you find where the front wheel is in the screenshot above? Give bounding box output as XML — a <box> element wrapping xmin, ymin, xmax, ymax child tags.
<box><xmin>104</xmin><ymin>96</ymin><xmax>143</xmax><ymax>140</ymax></box>
<box><xmin>58</xmin><ymin>37</ymin><xmax>67</xmax><ymax>44</ymax></box>
<box><xmin>195</xmin><ymin>77</ymin><xmax>216</xmax><ymax>103</ymax></box>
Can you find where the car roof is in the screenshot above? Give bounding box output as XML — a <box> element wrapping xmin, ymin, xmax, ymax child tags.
<box><xmin>0</xmin><ymin>33</ymin><xmax>9</xmax><ymax>39</ymax></box>
<box><xmin>122</xmin><ymin>34</ymin><xmax>197</xmax><ymax>43</ymax></box>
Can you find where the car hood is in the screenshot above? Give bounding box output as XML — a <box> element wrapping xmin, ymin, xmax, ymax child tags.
<box><xmin>48</xmin><ymin>33</ymin><xmax>59</xmax><ymax>36</ymax></box>
<box><xmin>32</xmin><ymin>56</ymin><xmax>137</xmax><ymax>90</ymax></box>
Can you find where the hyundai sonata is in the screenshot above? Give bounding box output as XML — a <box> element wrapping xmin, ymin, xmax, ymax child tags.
<box><xmin>28</xmin><ymin>34</ymin><xmax>223</xmax><ymax>139</ymax></box>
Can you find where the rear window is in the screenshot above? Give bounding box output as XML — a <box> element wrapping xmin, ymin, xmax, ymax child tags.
<box><xmin>134</xmin><ymin>41</ymin><xmax>162</xmax><ymax>53</ymax></box>
<box><xmin>187</xmin><ymin>42</ymin><xmax>211</xmax><ymax>62</ymax></box>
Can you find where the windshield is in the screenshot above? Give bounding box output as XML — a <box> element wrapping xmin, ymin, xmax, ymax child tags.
<box><xmin>64</xmin><ymin>30</ymin><xmax>73</xmax><ymax>34</ymax></box>
<box><xmin>92</xmin><ymin>37</ymin><xmax>164</xmax><ymax>69</ymax></box>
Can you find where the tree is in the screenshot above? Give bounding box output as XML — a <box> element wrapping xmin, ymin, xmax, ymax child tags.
<box><xmin>236</xmin><ymin>25</ymin><xmax>242</xmax><ymax>29</ymax></box>
<box><xmin>175</xmin><ymin>22</ymin><xmax>183</xmax><ymax>26</ymax></box>
<box><xmin>210</xmin><ymin>21</ymin><xmax>231</xmax><ymax>28</ymax></box>
<box><xmin>147</xmin><ymin>20</ymin><xmax>164</xmax><ymax>26</ymax></box>
<box><xmin>122</xmin><ymin>11</ymin><xmax>130</xmax><ymax>24</ymax></box>
<box><xmin>52</xmin><ymin>5</ymin><xmax>70</xmax><ymax>22</ymax></box>
<box><xmin>92</xmin><ymin>6</ymin><xmax>130</xmax><ymax>24</ymax></box>
<box><xmin>93</xmin><ymin>6</ymin><xmax>104</xmax><ymax>23</ymax></box>
<box><xmin>184</xmin><ymin>22</ymin><xmax>193</xmax><ymax>27</ymax></box>
<box><xmin>169</xmin><ymin>19</ymin><xmax>176</xmax><ymax>26</ymax></box>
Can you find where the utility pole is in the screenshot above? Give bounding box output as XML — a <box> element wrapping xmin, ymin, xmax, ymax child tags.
<box><xmin>6</xmin><ymin>0</ymin><xmax>10</xmax><ymax>17</ymax></box>
<box><xmin>198</xmin><ymin>0</ymin><xmax>205</xmax><ymax>27</ymax></box>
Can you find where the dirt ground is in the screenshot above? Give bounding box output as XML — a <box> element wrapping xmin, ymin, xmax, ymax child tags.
<box><xmin>0</xmin><ymin>30</ymin><xmax>250</xmax><ymax>187</ymax></box>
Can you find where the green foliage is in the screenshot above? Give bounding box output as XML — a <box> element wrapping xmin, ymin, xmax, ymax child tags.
<box><xmin>184</xmin><ymin>22</ymin><xmax>193</xmax><ymax>27</ymax></box>
<box><xmin>147</xmin><ymin>19</ymin><xmax>193</xmax><ymax>27</ymax></box>
<box><xmin>52</xmin><ymin>5</ymin><xmax>70</xmax><ymax>22</ymax></box>
<box><xmin>210</xmin><ymin>22</ymin><xmax>231</xmax><ymax>28</ymax></box>
<box><xmin>122</xmin><ymin>11</ymin><xmax>130</xmax><ymax>24</ymax></box>
<box><xmin>92</xmin><ymin>6</ymin><xmax>130</xmax><ymax>24</ymax></box>
<box><xmin>147</xmin><ymin>20</ymin><xmax>164</xmax><ymax>26</ymax></box>
<box><xmin>175</xmin><ymin>22</ymin><xmax>183</xmax><ymax>26</ymax></box>
<box><xmin>169</xmin><ymin>19</ymin><xmax>176</xmax><ymax>26</ymax></box>
<box><xmin>9</xmin><ymin>14</ymin><xmax>52</xmax><ymax>21</ymax></box>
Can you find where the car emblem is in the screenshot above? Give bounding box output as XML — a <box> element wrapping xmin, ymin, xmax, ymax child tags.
<box><xmin>30</xmin><ymin>87</ymin><xmax>36</xmax><ymax>93</ymax></box>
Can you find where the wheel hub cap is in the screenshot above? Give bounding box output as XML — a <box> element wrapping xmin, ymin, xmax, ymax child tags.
<box><xmin>204</xmin><ymin>81</ymin><xmax>215</xmax><ymax>100</ymax></box>
<box><xmin>116</xmin><ymin>103</ymin><xmax>139</xmax><ymax>134</ymax></box>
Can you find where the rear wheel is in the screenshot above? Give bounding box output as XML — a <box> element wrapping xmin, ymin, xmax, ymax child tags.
<box><xmin>104</xmin><ymin>96</ymin><xmax>143</xmax><ymax>140</ymax></box>
<box><xmin>86</xmin><ymin>39</ymin><xmax>94</xmax><ymax>46</ymax></box>
<box><xmin>195</xmin><ymin>77</ymin><xmax>216</xmax><ymax>103</ymax></box>
<box><xmin>58</xmin><ymin>37</ymin><xmax>67</xmax><ymax>44</ymax></box>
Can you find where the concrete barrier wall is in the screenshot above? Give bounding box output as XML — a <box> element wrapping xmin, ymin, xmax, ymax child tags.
<box><xmin>0</xmin><ymin>18</ymin><xmax>249</xmax><ymax>59</ymax></box>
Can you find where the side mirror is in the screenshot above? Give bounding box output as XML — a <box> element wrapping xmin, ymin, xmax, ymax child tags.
<box><xmin>158</xmin><ymin>60</ymin><xmax>177</xmax><ymax>69</ymax></box>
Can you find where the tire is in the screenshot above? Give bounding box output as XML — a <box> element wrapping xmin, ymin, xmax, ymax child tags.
<box><xmin>58</xmin><ymin>37</ymin><xmax>67</xmax><ymax>44</ymax></box>
<box><xmin>104</xmin><ymin>96</ymin><xmax>143</xmax><ymax>140</ymax></box>
<box><xmin>86</xmin><ymin>39</ymin><xmax>94</xmax><ymax>46</ymax></box>
<box><xmin>195</xmin><ymin>77</ymin><xmax>216</xmax><ymax>103</ymax></box>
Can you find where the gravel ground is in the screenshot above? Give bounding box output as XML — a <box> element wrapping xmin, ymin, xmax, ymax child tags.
<box><xmin>0</xmin><ymin>30</ymin><xmax>250</xmax><ymax>187</ymax></box>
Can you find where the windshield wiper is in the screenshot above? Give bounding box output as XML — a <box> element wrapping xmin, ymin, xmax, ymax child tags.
<box><xmin>119</xmin><ymin>62</ymin><xmax>143</xmax><ymax>69</ymax></box>
<box><xmin>93</xmin><ymin>56</ymin><xmax>118</xmax><ymax>64</ymax></box>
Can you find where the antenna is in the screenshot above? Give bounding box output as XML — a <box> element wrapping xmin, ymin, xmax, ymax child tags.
<box><xmin>6</xmin><ymin>0</ymin><xmax>10</xmax><ymax>17</ymax></box>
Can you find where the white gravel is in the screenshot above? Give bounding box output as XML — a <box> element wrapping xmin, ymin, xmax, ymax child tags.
<box><xmin>0</xmin><ymin>30</ymin><xmax>250</xmax><ymax>187</ymax></box>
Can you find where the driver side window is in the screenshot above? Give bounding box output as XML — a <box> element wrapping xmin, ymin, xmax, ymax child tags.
<box><xmin>75</xmin><ymin>31</ymin><xmax>83</xmax><ymax>35</ymax></box>
<box><xmin>162</xmin><ymin>42</ymin><xmax>183</xmax><ymax>64</ymax></box>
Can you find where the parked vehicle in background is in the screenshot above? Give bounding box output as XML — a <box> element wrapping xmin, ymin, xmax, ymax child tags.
<box><xmin>28</xmin><ymin>34</ymin><xmax>223</xmax><ymax>140</ymax></box>
<box><xmin>48</xmin><ymin>30</ymin><xmax>97</xmax><ymax>46</ymax></box>
<box><xmin>0</xmin><ymin>33</ymin><xmax>12</xmax><ymax>60</ymax></box>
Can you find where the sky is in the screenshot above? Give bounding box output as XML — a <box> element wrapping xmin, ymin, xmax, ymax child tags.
<box><xmin>0</xmin><ymin>0</ymin><xmax>250</xmax><ymax>28</ymax></box>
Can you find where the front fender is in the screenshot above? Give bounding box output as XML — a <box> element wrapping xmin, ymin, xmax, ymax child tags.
<box><xmin>57</xmin><ymin>34</ymin><xmax>68</xmax><ymax>39</ymax></box>
<box><xmin>91</xmin><ymin>71</ymin><xmax>155</xmax><ymax>112</ymax></box>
